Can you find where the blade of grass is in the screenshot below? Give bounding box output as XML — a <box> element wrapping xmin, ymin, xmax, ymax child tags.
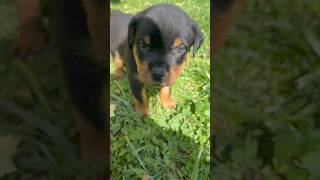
<box><xmin>0</xmin><ymin>99</ymin><xmax>75</xmax><ymax>158</ymax></box>
<box><xmin>124</xmin><ymin>135</ymin><xmax>147</xmax><ymax>171</ymax></box>
<box><xmin>14</xmin><ymin>60</ymin><xmax>52</xmax><ymax>113</ymax></box>
<box><xmin>128</xmin><ymin>165</ymin><xmax>145</xmax><ymax>177</ymax></box>
<box><xmin>191</xmin><ymin>136</ymin><xmax>209</xmax><ymax>180</ymax></box>
<box><xmin>190</xmin><ymin>146</ymin><xmax>203</xmax><ymax>180</ymax></box>
<box><xmin>111</xmin><ymin>94</ymin><xmax>131</xmax><ymax>107</ymax></box>
<box><xmin>115</xmin><ymin>80</ymin><xmax>127</xmax><ymax>97</ymax></box>
<box><xmin>304</xmin><ymin>28</ymin><xmax>320</xmax><ymax>58</ymax></box>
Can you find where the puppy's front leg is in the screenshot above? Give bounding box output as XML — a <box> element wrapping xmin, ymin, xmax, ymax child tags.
<box><xmin>14</xmin><ymin>0</ymin><xmax>45</xmax><ymax>58</ymax></box>
<box><xmin>48</xmin><ymin>0</ymin><xmax>107</xmax><ymax>179</ymax></box>
<box><xmin>128</xmin><ymin>75</ymin><xmax>149</xmax><ymax>117</ymax></box>
<box><xmin>214</xmin><ymin>0</ymin><xmax>245</xmax><ymax>50</ymax></box>
<box><xmin>160</xmin><ymin>86</ymin><xmax>176</xmax><ymax>109</ymax></box>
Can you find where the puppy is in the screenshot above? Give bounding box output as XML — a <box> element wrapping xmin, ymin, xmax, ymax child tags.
<box><xmin>110</xmin><ymin>4</ymin><xmax>204</xmax><ymax>116</ymax></box>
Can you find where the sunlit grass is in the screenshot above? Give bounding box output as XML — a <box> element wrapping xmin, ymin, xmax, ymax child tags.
<box><xmin>110</xmin><ymin>0</ymin><xmax>210</xmax><ymax>179</ymax></box>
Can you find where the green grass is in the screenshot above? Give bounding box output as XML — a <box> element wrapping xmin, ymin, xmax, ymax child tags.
<box><xmin>214</xmin><ymin>0</ymin><xmax>320</xmax><ymax>179</ymax></box>
<box><xmin>110</xmin><ymin>0</ymin><xmax>210</xmax><ymax>179</ymax></box>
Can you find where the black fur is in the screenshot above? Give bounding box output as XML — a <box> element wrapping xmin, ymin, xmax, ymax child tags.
<box><xmin>49</xmin><ymin>0</ymin><xmax>107</xmax><ymax>130</ymax></box>
<box><xmin>215</xmin><ymin>0</ymin><xmax>235</xmax><ymax>14</ymax></box>
<box><xmin>110</xmin><ymin>4</ymin><xmax>204</xmax><ymax>105</ymax></box>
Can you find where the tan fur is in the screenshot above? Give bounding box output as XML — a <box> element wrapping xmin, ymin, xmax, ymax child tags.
<box><xmin>160</xmin><ymin>86</ymin><xmax>176</xmax><ymax>109</ymax></box>
<box><xmin>134</xmin><ymin>90</ymin><xmax>149</xmax><ymax>116</ymax></box>
<box><xmin>114</xmin><ymin>51</ymin><xmax>124</xmax><ymax>80</ymax></box>
<box><xmin>165</xmin><ymin>52</ymin><xmax>189</xmax><ymax>85</ymax></box>
<box><xmin>144</xmin><ymin>35</ymin><xmax>151</xmax><ymax>45</ymax></box>
<box><xmin>173</xmin><ymin>38</ymin><xmax>183</xmax><ymax>48</ymax></box>
<box><xmin>15</xmin><ymin>0</ymin><xmax>44</xmax><ymax>58</ymax></box>
<box><xmin>133</xmin><ymin>45</ymin><xmax>154</xmax><ymax>84</ymax></box>
<box><xmin>214</xmin><ymin>0</ymin><xmax>245</xmax><ymax>51</ymax></box>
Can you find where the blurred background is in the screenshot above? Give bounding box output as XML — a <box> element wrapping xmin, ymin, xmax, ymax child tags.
<box><xmin>214</xmin><ymin>0</ymin><xmax>320</xmax><ymax>179</ymax></box>
<box><xmin>0</xmin><ymin>0</ymin><xmax>102</xmax><ymax>179</ymax></box>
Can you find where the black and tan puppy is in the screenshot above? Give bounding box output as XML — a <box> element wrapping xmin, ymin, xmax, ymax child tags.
<box><xmin>111</xmin><ymin>4</ymin><xmax>204</xmax><ymax>116</ymax></box>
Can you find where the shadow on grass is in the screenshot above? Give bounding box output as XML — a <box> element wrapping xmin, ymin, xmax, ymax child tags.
<box><xmin>111</xmin><ymin>0</ymin><xmax>121</xmax><ymax>4</ymax></box>
<box><xmin>110</xmin><ymin>108</ymin><xmax>210</xmax><ymax>179</ymax></box>
<box><xmin>110</xmin><ymin>75</ymin><xmax>210</xmax><ymax>179</ymax></box>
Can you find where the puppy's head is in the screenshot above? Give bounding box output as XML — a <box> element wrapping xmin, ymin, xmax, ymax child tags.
<box><xmin>128</xmin><ymin>4</ymin><xmax>204</xmax><ymax>86</ymax></box>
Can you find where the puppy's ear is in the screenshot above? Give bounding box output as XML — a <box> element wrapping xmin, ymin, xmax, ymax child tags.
<box><xmin>191</xmin><ymin>22</ymin><xmax>204</xmax><ymax>57</ymax></box>
<box><xmin>128</xmin><ymin>16</ymin><xmax>139</xmax><ymax>49</ymax></box>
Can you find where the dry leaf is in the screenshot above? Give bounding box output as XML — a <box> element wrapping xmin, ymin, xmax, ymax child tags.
<box><xmin>110</xmin><ymin>104</ymin><xmax>116</xmax><ymax>117</ymax></box>
<box><xmin>0</xmin><ymin>135</ymin><xmax>20</xmax><ymax>177</ymax></box>
<box><xmin>142</xmin><ymin>173</ymin><xmax>150</xmax><ymax>180</ymax></box>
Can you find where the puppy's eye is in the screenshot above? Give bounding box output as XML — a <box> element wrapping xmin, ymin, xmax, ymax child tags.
<box><xmin>175</xmin><ymin>45</ymin><xmax>186</xmax><ymax>54</ymax></box>
<box><xmin>138</xmin><ymin>40</ymin><xmax>149</xmax><ymax>50</ymax></box>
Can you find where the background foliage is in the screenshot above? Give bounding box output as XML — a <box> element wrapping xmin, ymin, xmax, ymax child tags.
<box><xmin>214</xmin><ymin>0</ymin><xmax>320</xmax><ymax>179</ymax></box>
<box><xmin>0</xmin><ymin>0</ymin><xmax>103</xmax><ymax>179</ymax></box>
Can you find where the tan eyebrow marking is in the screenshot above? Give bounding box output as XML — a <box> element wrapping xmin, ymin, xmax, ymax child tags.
<box><xmin>173</xmin><ymin>38</ymin><xmax>183</xmax><ymax>48</ymax></box>
<box><xmin>144</xmin><ymin>35</ymin><xmax>151</xmax><ymax>45</ymax></box>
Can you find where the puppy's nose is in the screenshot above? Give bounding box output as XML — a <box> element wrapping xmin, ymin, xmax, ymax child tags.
<box><xmin>151</xmin><ymin>70</ymin><xmax>166</xmax><ymax>81</ymax></box>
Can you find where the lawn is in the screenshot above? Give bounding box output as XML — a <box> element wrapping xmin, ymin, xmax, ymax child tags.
<box><xmin>213</xmin><ymin>0</ymin><xmax>320</xmax><ymax>179</ymax></box>
<box><xmin>110</xmin><ymin>0</ymin><xmax>210</xmax><ymax>179</ymax></box>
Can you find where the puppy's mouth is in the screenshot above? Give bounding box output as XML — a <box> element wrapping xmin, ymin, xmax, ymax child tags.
<box><xmin>136</xmin><ymin>73</ymin><xmax>172</xmax><ymax>86</ymax></box>
<box><xmin>152</xmin><ymin>81</ymin><xmax>170</xmax><ymax>86</ymax></box>
<box><xmin>139</xmin><ymin>76</ymin><xmax>165</xmax><ymax>85</ymax></box>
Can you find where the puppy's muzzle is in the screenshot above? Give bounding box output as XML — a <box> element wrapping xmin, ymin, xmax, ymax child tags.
<box><xmin>150</xmin><ymin>66</ymin><xmax>166</xmax><ymax>82</ymax></box>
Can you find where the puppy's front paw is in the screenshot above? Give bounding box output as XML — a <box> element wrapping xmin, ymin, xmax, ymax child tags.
<box><xmin>13</xmin><ymin>30</ymin><xmax>45</xmax><ymax>59</ymax></box>
<box><xmin>114</xmin><ymin>69</ymin><xmax>124</xmax><ymax>80</ymax></box>
<box><xmin>134</xmin><ymin>100</ymin><xmax>149</xmax><ymax>117</ymax></box>
<box><xmin>162</xmin><ymin>100</ymin><xmax>177</xmax><ymax>109</ymax></box>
